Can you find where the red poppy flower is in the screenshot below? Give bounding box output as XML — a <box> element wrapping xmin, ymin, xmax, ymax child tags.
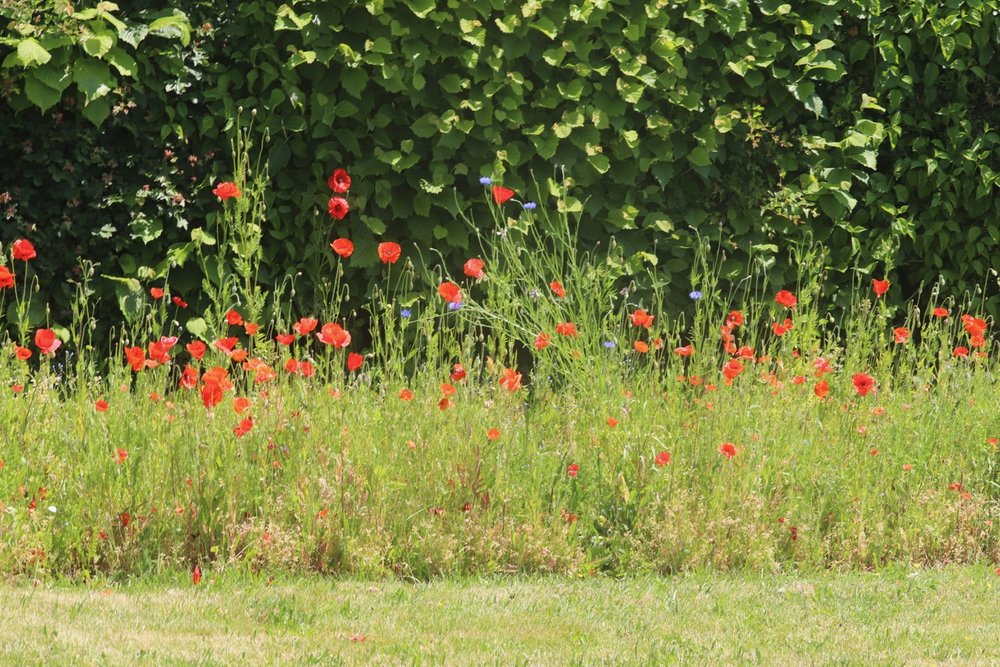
<box><xmin>487</xmin><ymin>428</ymin><xmax>501</xmax><ymax>440</ymax></box>
<box><xmin>549</xmin><ymin>280</ymin><xmax>566</xmax><ymax>298</ymax></box>
<box><xmin>378</xmin><ymin>242</ymin><xmax>402</xmax><ymax>264</ymax></box>
<box><xmin>214</xmin><ymin>337</ymin><xmax>239</xmax><ymax>353</ymax></box>
<box><xmin>284</xmin><ymin>358</ymin><xmax>300</xmax><ymax>375</ymax></box>
<box><xmin>814</xmin><ymin>379</ymin><xmax>829</xmax><ymax>398</ymax></box>
<box><xmin>125</xmin><ymin>346</ymin><xmax>146</xmax><ymax>372</ymax></box>
<box><xmin>722</xmin><ymin>359</ymin><xmax>744</xmax><ymax>381</ymax></box>
<box><xmin>234</xmin><ymin>417</ymin><xmax>254</xmax><ymax>437</ymax></box>
<box><xmin>327</xmin><ymin>196</ymin><xmax>350</xmax><ymax>220</ymax></box>
<box><xmin>0</xmin><ymin>265</ymin><xmax>13</xmax><ymax>289</ymax></box>
<box><xmin>463</xmin><ymin>258</ymin><xmax>485</xmax><ymax>279</ymax></box>
<box><xmin>534</xmin><ymin>332</ymin><xmax>551</xmax><ymax>350</ymax></box>
<box><xmin>631</xmin><ymin>308</ymin><xmax>654</xmax><ymax>328</ymax></box>
<box><xmin>607</xmin><ymin>417</ymin><xmax>619</xmax><ymax>427</ymax></box>
<box><xmin>327</xmin><ymin>168</ymin><xmax>351</xmax><ymax>193</ymax></box>
<box><xmin>147</xmin><ymin>340</ymin><xmax>170</xmax><ymax>365</ymax></box>
<box><xmin>225</xmin><ymin>309</ymin><xmax>243</xmax><ymax>326</ymax></box>
<box><xmin>634</xmin><ymin>340</ymin><xmax>649</xmax><ymax>353</ymax></box>
<box><xmin>872</xmin><ymin>279</ymin><xmax>889</xmax><ymax>298</ymax></box>
<box><xmin>114</xmin><ymin>448</ymin><xmax>128</xmax><ymax>464</ymax></box>
<box><xmin>14</xmin><ymin>345</ymin><xmax>31</xmax><ymax>361</ymax></box>
<box><xmin>774</xmin><ymin>290</ymin><xmax>797</xmax><ymax>308</ymax></box>
<box><xmin>248</xmin><ymin>360</ymin><xmax>276</xmax><ymax>384</ymax></box>
<box><xmin>953</xmin><ymin>346</ymin><xmax>970</xmax><ymax>358</ymax></box>
<box><xmin>450</xmin><ymin>363</ymin><xmax>466</xmax><ymax>381</ymax></box>
<box><xmin>150</xmin><ymin>287</ymin><xmax>164</xmax><ymax>300</ymax></box>
<box><xmin>567</xmin><ymin>463</ymin><xmax>579</xmax><ymax>478</ymax></box>
<box><xmin>212</xmin><ymin>181</ymin><xmax>241</xmax><ymax>200</ymax></box>
<box><xmin>726</xmin><ymin>310</ymin><xmax>744</xmax><ymax>327</ymax></box>
<box><xmin>233</xmin><ymin>396</ymin><xmax>251</xmax><ymax>414</ymax></box>
<box><xmin>719</xmin><ymin>442</ymin><xmax>737</xmax><ymax>459</ymax></box>
<box><xmin>399</xmin><ymin>388</ymin><xmax>413</xmax><ymax>401</ymax></box>
<box><xmin>492</xmin><ymin>185</ymin><xmax>515</xmax><ymax>205</ymax></box>
<box><xmin>172</xmin><ymin>296</ymin><xmax>188</xmax><ymax>308</ymax></box>
<box><xmin>654</xmin><ymin>451</ymin><xmax>671</xmax><ymax>467</ymax></box>
<box><xmin>437</xmin><ymin>281</ymin><xmax>461</xmax><ymax>303</ymax></box>
<box><xmin>243</xmin><ymin>322</ymin><xmax>260</xmax><ymax>336</ymax></box>
<box><xmin>932</xmin><ymin>307</ymin><xmax>949</xmax><ymax>318</ymax></box>
<box><xmin>440</xmin><ymin>383</ymin><xmax>456</xmax><ymax>397</ymax></box>
<box><xmin>962</xmin><ymin>314</ymin><xmax>987</xmax><ymax>336</ymax></box>
<box><xmin>736</xmin><ymin>345</ymin><xmax>754</xmax><ymax>360</ymax></box>
<box><xmin>193</xmin><ymin>565</ymin><xmax>202</xmax><ymax>586</ymax></box>
<box><xmin>555</xmin><ymin>322</ymin><xmax>577</xmax><ymax>337</ymax></box>
<box><xmin>180</xmin><ymin>365</ymin><xmax>199</xmax><ymax>390</ymax></box>
<box><xmin>276</xmin><ymin>333</ymin><xmax>295</xmax><ymax>345</ymax></box>
<box><xmin>186</xmin><ymin>340</ymin><xmax>207</xmax><ymax>360</ymax></box>
<box><xmin>34</xmin><ymin>328</ymin><xmax>61</xmax><ymax>355</ymax></box>
<box><xmin>852</xmin><ymin>372</ymin><xmax>875</xmax><ymax>396</ymax></box>
<box><xmin>330</xmin><ymin>238</ymin><xmax>354</xmax><ymax>258</ymax></box>
<box><xmin>674</xmin><ymin>344</ymin><xmax>693</xmax><ymax>357</ymax></box>
<box><xmin>347</xmin><ymin>352</ymin><xmax>364</xmax><ymax>371</ymax></box>
<box><xmin>892</xmin><ymin>326</ymin><xmax>910</xmax><ymax>343</ymax></box>
<box><xmin>95</xmin><ymin>399</ymin><xmax>109</xmax><ymax>412</ymax></box>
<box><xmin>293</xmin><ymin>317</ymin><xmax>318</xmax><ymax>336</ymax></box>
<box><xmin>499</xmin><ymin>368</ymin><xmax>521</xmax><ymax>392</ymax></box>
<box><xmin>316</xmin><ymin>322</ymin><xmax>352</xmax><ymax>348</ymax></box>
<box><xmin>201</xmin><ymin>382</ymin><xmax>224</xmax><ymax>409</ymax></box>
<box><xmin>813</xmin><ymin>358</ymin><xmax>833</xmax><ymax>376</ymax></box>
<box><xmin>11</xmin><ymin>239</ymin><xmax>36</xmax><ymax>261</ymax></box>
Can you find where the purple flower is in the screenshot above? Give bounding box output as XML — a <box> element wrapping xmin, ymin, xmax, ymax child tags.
<box><xmin>479</xmin><ymin>176</ymin><xmax>493</xmax><ymax>186</ymax></box>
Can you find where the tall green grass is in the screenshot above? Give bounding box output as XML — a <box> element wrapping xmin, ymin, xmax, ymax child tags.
<box><xmin>0</xmin><ymin>152</ymin><xmax>997</xmax><ymax>580</ymax></box>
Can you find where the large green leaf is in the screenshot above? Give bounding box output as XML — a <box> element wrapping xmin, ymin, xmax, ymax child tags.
<box><xmin>72</xmin><ymin>59</ymin><xmax>113</xmax><ymax>104</ymax></box>
<box><xmin>148</xmin><ymin>11</ymin><xmax>191</xmax><ymax>46</ymax></box>
<box><xmin>81</xmin><ymin>96</ymin><xmax>111</xmax><ymax>126</ymax></box>
<box><xmin>80</xmin><ymin>32</ymin><xmax>115</xmax><ymax>57</ymax></box>
<box><xmin>23</xmin><ymin>76</ymin><xmax>61</xmax><ymax>111</ymax></box>
<box><xmin>14</xmin><ymin>38</ymin><xmax>52</xmax><ymax>67</ymax></box>
<box><xmin>404</xmin><ymin>0</ymin><xmax>436</xmax><ymax>18</ymax></box>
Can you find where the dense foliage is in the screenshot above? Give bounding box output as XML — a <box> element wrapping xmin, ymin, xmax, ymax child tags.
<box><xmin>2</xmin><ymin>0</ymin><xmax>1000</xmax><ymax>336</ymax></box>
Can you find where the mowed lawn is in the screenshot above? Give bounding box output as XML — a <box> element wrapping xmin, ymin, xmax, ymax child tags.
<box><xmin>0</xmin><ymin>567</ymin><xmax>998</xmax><ymax>665</ymax></box>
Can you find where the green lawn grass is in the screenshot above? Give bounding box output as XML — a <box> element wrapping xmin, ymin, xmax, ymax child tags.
<box><xmin>2</xmin><ymin>567</ymin><xmax>998</xmax><ymax>665</ymax></box>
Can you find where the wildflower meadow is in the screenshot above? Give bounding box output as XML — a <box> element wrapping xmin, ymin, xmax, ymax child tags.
<box><xmin>1</xmin><ymin>144</ymin><xmax>998</xmax><ymax>584</ymax></box>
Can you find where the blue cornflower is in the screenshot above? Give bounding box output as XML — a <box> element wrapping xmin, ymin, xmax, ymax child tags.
<box><xmin>448</xmin><ymin>301</ymin><xmax>462</xmax><ymax>311</ymax></box>
<box><xmin>479</xmin><ymin>176</ymin><xmax>493</xmax><ymax>186</ymax></box>
<box><xmin>689</xmin><ymin>290</ymin><xmax>703</xmax><ymax>300</ymax></box>
<box><xmin>523</xmin><ymin>201</ymin><xmax>537</xmax><ymax>210</ymax></box>
<box><xmin>400</xmin><ymin>308</ymin><xmax>411</xmax><ymax>318</ymax></box>
<box><xmin>603</xmin><ymin>341</ymin><xmax>617</xmax><ymax>349</ymax></box>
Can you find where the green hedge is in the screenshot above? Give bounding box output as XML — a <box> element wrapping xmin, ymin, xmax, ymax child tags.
<box><xmin>2</xmin><ymin>0</ymin><xmax>1000</xmax><ymax>334</ymax></box>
